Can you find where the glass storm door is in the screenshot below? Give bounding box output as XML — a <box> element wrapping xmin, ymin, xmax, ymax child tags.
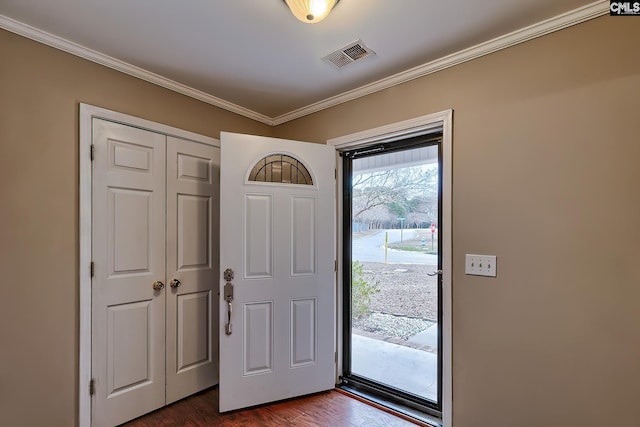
<box><xmin>342</xmin><ymin>134</ymin><xmax>443</xmax><ymax>416</ymax></box>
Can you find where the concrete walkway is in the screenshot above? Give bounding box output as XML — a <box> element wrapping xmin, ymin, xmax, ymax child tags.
<box><xmin>408</xmin><ymin>322</ymin><xmax>439</xmax><ymax>349</ymax></box>
<box><xmin>351</xmin><ymin>332</ymin><xmax>438</xmax><ymax>402</ymax></box>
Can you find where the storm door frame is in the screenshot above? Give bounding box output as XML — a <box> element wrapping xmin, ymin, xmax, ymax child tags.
<box><xmin>328</xmin><ymin>110</ymin><xmax>452</xmax><ymax>426</ymax></box>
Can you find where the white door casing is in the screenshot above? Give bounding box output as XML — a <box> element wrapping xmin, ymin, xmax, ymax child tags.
<box><xmin>219</xmin><ymin>132</ymin><xmax>336</xmax><ymax>412</ymax></box>
<box><xmin>92</xmin><ymin>119</ymin><xmax>167</xmax><ymax>427</ymax></box>
<box><xmin>88</xmin><ymin>114</ymin><xmax>219</xmax><ymax>426</ymax></box>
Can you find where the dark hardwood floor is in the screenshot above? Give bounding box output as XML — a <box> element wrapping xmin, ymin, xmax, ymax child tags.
<box><xmin>121</xmin><ymin>387</ymin><xmax>422</xmax><ymax>426</ymax></box>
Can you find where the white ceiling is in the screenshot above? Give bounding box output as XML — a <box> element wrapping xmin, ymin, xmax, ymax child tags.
<box><xmin>0</xmin><ymin>0</ymin><xmax>602</xmax><ymax>122</ymax></box>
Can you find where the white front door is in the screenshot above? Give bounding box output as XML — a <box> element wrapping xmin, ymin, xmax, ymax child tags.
<box><xmin>92</xmin><ymin>119</ymin><xmax>219</xmax><ymax>426</ymax></box>
<box><xmin>219</xmin><ymin>132</ymin><xmax>336</xmax><ymax>412</ymax></box>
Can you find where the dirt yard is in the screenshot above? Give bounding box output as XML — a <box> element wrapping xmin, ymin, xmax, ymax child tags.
<box><xmin>361</xmin><ymin>261</ymin><xmax>439</xmax><ymax>321</ymax></box>
<box><xmin>351</xmin><ymin>261</ymin><xmax>439</xmax><ymax>341</ymax></box>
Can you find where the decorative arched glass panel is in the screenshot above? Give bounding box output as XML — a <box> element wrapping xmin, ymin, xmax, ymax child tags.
<box><xmin>248</xmin><ymin>154</ymin><xmax>313</xmax><ymax>185</ymax></box>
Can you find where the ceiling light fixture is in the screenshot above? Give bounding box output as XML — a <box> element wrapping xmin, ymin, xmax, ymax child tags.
<box><xmin>283</xmin><ymin>0</ymin><xmax>340</xmax><ymax>24</ymax></box>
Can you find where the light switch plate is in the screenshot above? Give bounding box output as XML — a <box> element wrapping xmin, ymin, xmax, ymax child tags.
<box><xmin>465</xmin><ymin>254</ymin><xmax>497</xmax><ymax>277</ymax></box>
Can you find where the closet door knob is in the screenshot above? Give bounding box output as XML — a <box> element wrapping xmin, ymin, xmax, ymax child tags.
<box><xmin>170</xmin><ymin>279</ymin><xmax>181</xmax><ymax>288</ymax></box>
<box><xmin>152</xmin><ymin>281</ymin><xmax>165</xmax><ymax>291</ymax></box>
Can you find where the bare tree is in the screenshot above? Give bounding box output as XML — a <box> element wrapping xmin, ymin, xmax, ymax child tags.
<box><xmin>352</xmin><ymin>166</ymin><xmax>437</xmax><ymax>225</ymax></box>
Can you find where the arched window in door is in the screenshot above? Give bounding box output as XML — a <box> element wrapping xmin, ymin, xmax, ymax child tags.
<box><xmin>248</xmin><ymin>154</ymin><xmax>313</xmax><ymax>185</ymax></box>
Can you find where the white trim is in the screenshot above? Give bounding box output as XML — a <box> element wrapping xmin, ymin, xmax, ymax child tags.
<box><xmin>78</xmin><ymin>103</ymin><xmax>220</xmax><ymax>427</ymax></box>
<box><xmin>78</xmin><ymin>104</ymin><xmax>92</xmax><ymax>427</ymax></box>
<box><xmin>2</xmin><ymin>2</ymin><xmax>607</xmax><ymax>126</ymax></box>
<box><xmin>79</xmin><ymin>104</ymin><xmax>220</xmax><ymax>147</ymax></box>
<box><xmin>0</xmin><ymin>15</ymin><xmax>272</xmax><ymax>126</ymax></box>
<box><xmin>330</xmin><ymin>110</ymin><xmax>454</xmax><ymax>427</ymax></box>
<box><xmin>328</xmin><ymin>112</ymin><xmax>446</xmax><ymax>149</ymax></box>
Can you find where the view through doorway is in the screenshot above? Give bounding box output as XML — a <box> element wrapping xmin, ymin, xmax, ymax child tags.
<box><xmin>342</xmin><ymin>135</ymin><xmax>442</xmax><ymax>416</ymax></box>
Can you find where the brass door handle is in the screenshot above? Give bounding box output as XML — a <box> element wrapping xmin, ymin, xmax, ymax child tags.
<box><xmin>152</xmin><ymin>280</ymin><xmax>165</xmax><ymax>291</ymax></box>
<box><xmin>170</xmin><ymin>279</ymin><xmax>181</xmax><ymax>288</ymax></box>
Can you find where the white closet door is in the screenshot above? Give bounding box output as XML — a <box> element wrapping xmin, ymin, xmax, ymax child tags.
<box><xmin>165</xmin><ymin>136</ymin><xmax>219</xmax><ymax>403</ymax></box>
<box><xmin>92</xmin><ymin>119</ymin><xmax>166</xmax><ymax>427</ymax></box>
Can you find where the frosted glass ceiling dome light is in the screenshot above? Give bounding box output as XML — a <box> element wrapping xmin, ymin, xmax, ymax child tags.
<box><xmin>283</xmin><ymin>0</ymin><xmax>340</xmax><ymax>24</ymax></box>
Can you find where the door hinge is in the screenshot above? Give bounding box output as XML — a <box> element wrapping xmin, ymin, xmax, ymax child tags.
<box><xmin>89</xmin><ymin>378</ymin><xmax>95</xmax><ymax>396</ymax></box>
<box><xmin>334</xmin><ymin>169</ymin><xmax>337</xmax><ymax>180</ymax></box>
<box><xmin>335</xmin><ymin>352</ymin><xmax>338</xmax><ymax>363</ymax></box>
<box><xmin>334</xmin><ymin>260</ymin><xmax>337</xmax><ymax>272</ymax></box>
<box><xmin>90</xmin><ymin>262</ymin><xmax>94</xmax><ymax>278</ymax></box>
<box><xmin>90</xmin><ymin>144</ymin><xmax>95</xmax><ymax>161</ymax></box>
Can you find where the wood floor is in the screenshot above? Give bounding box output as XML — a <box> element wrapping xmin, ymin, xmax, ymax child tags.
<box><xmin>121</xmin><ymin>387</ymin><xmax>421</xmax><ymax>426</ymax></box>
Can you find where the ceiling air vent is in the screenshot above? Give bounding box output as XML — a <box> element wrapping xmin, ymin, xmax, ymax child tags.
<box><xmin>322</xmin><ymin>39</ymin><xmax>375</xmax><ymax>69</ymax></box>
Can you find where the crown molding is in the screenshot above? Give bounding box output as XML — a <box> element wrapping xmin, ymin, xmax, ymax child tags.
<box><xmin>1</xmin><ymin>1</ymin><xmax>608</xmax><ymax>127</ymax></box>
<box><xmin>0</xmin><ymin>14</ymin><xmax>273</xmax><ymax>126</ymax></box>
<box><xmin>271</xmin><ymin>0</ymin><xmax>609</xmax><ymax>125</ymax></box>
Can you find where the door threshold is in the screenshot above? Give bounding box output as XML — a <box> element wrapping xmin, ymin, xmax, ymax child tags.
<box><xmin>336</xmin><ymin>386</ymin><xmax>442</xmax><ymax>427</ymax></box>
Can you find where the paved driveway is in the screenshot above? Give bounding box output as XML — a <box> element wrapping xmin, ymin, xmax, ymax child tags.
<box><xmin>352</xmin><ymin>229</ymin><xmax>437</xmax><ymax>264</ymax></box>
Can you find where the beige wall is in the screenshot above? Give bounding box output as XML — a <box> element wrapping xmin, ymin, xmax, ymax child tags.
<box><xmin>1</xmin><ymin>13</ymin><xmax>639</xmax><ymax>427</ymax></box>
<box><xmin>274</xmin><ymin>16</ymin><xmax>640</xmax><ymax>427</ymax></box>
<box><xmin>0</xmin><ymin>28</ymin><xmax>272</xmax><ymax>427</ymax></box>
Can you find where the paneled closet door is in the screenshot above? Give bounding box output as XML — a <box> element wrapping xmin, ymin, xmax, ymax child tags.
<box><xmin>166</xmin><ymin>136</ymin><xmax>219</xmax><ymax>403</ymax></box>
<box><xmin>92</xmin><ymin>120</ymin><xmax>219</xmax><ymax>426</ymax></box>
<box><xmin>92</xmin><ymin>119</ymin><xmax>167</xmax><ymax>427</ymax></box>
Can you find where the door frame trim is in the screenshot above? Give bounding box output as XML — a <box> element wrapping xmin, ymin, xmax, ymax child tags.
<box><xmin>78</xmin><ymin>103</ymin><xmax>220</xmax><ymax>427</ymax></box>
<box><xmin>328</xmin><ymin>109</ymin><xmax>453</xmax><ymax>427</ymax></box>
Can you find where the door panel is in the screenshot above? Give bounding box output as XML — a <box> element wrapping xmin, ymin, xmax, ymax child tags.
<box><xmin>166</xmin><ymin>136</ymin><xmax>219</xmax><ymax>404</ymax></box>
<box><xmin>290</xmin><ymin>196</ymin><xmax>316</xmax><ymax>275</ymax></box>
<box><xmin>177</xmin><ymin>194</ymin><xmax>210</xmax><ymax>268</ymax></box>
<box><xmin>107</xmin><ymin>300</ymin><xmax>152</xmax><ymax>391</ymax></box>
<box><xmin>243</xmin><ymin>301</ymin><xmax>274</xmax><ymax>375</ymax></box>
<box><xmin>244</xmin><ymin>193</ymin><xmax>273</xmax><ymax>278</ymax></box>
<box><xmin>290</xmin><ymin>298</ymin><xmax>317</xmax><ymax>366</ymax></box>
<box><xmin>176</xmin><ymin>291</ymin><xmax>211</xmax><ymax>371</ymax></box>
<box><xmin>219</xmin><ymin>132</ymin><xmax>336</xmax><ymax>412</ymax></box>
<box><xmin>92</xmin><ymin>119</ymin><xmax>166</xmax><ymax>427</ymax></box>
<box><xmin>110</xmin><ymin>188</ymin><xmax>151</xmax><ymax>273</ymax></box>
